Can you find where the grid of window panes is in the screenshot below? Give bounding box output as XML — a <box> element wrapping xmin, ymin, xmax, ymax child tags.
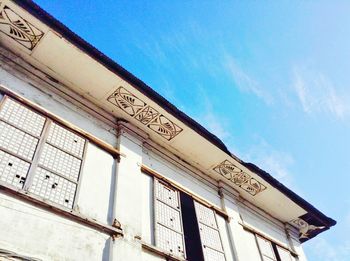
<box><xmin>0</xmin><ymin>96</ymin><xmax>86</xmax><ymax>209</ymax></box>
<box><xmin>154</xmin><ymin>179</ymin><xmax>186</xmax><ymax>258</ymax></box>
<box><xmin>194</xmin><ymin>201</ymin><xmax>226</xmax><ymax>261</ymax></box>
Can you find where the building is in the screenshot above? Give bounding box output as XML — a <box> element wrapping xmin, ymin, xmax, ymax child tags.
<box><xmin>0</xmin><ymin>1</ymin><xmax>335</xmax><ymax>260</ymax></box>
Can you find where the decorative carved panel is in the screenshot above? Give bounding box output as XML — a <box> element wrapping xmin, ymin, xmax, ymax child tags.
<box><xmin>213</xmin><ymin>160</ymin><xmax>267</xmax><ymax>196</ymax></box>
<box><xmin>108</xmin><ymin>87</ymin><xmax>183</xmax><ymax>140</ymax></box>
<box><xmin>0</xmin><ymin>4</ymin><xmax>44</xmax><ymax>50</ymax></box>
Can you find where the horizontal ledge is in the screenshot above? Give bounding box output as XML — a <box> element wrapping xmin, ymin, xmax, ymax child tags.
<box><xmin>0</xmin><ymin>84</ymin><xmax>124</xmax><ymax>158</ymax></box>
<box><xmin>140</xmin><ymin>240</ymin><xmax>186</xmax><ymax>261</ymax></box>
<box><xmin>239</xmin><ymin>221</ymin><xmax>298</xmax><ymax>257</ymax></box>
<box><xmin>0</xmin><ymin>182</ymin><xmax>123</xmax><ymax>237</ymax></box>
<box><xmin>141</xmin><ymin>164</ymin><xmax>228</xmax><ymax>219</ymax></box>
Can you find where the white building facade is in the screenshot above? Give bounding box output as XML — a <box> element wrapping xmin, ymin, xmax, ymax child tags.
<box><xmin>0</xmin><ymin>1</ymin><xmax>335</xmax><ymax>261</ymax></box>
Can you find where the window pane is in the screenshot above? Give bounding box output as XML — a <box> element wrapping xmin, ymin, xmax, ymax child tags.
<box><xmin>256</xmin><ymin>236</ymin><xmax>277</xmax><ymax>260</ymax></box>
<box><xmin>154</xmin><ymin>180</ymin><xmax>179</xmax><ymax>208</ymax></box>
<box><xmin>194</xmin><ymin>201</ymin><xmax>226</xmax><ymax>261</ymax></box>
<box><xmin>29</xmin><ymin>167</ymin><xmax>77</xmax><ymax>208</ymax></box>
<box><xmin>38</xmin><ymin>144</ymin><xmax>82</xmax><ymax>182</ymax></box>
<box><xmin>277</xmin><ymin>246</ymin><xmax>293</xmax><ymax>261</ymax></box>
<box><xmin>47</xmin><ymin>123</ymin><xmax>85</xmax><ymax>158</ymax></box>
<box><xmin>195</xmin><ymin>201</ymin><xmax>217</xmax><ymax>228</ymax></box>
<box><xmin>154</xmin><ymin>179</ymin><xmax>185</xmax><ymax>258</ymax></box>
<box><xmin>203</xmin><ymin>247</ymin><xmax>226</xmax><ymax>261</ymax></box>
<box><xmin>0</xmin><ymin>150</ymin><xmax>30</xmax><ymax>188</ymax></box>
<box><xmin>155</xmin><ymin>200</ymin><xmax>183</xmax><ymax>233</ymax></box>
<box><xmin>198</xmin><ymin>223</ymin><xmax>224</xmax><ymax>251</ymax></box>
<box><xmin>0</xmin><ymin>98</ymin><xmax>45</xmax><ymax>137</ymax></box>
<box><xmin>156</xmin><ymin>224</ymin><xmax>185</xmax><ymax>257</ymax></box>
<box><xmin>0</xmin><ymin>121</ymin><xmax>38</xmax><ymax>160</ymax></box>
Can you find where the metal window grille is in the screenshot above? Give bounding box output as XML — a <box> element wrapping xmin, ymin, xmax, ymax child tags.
<box><xmin>194</xmin><ymin>201</ymin><xmax>226</xmax><ymax>261</ymax></box>
<box><xmin>154</xmin><ymin>179</ymin><xmax>186</xmax><ymax>258</ymax></box>
<box><xmin>0</xmin><ymin>96</ymin><xmax>86</xmax><ymax>209</ymax></box>
<box><xmin>256</xmin><ymin>236</ymin><xmax>277</xmax><ymax>261</ymax></box>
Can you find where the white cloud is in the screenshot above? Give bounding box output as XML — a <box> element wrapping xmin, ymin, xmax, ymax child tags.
<box><xmin>223</xmin><ymin>54</ymin><xmax>274</xmax><ymax>105</ymax></box>
<box><xmin>200</xmin><ymin>111</ymin><xmax>231</xmax><ymax>141</ymax></box>
<box><xmin>305</xmin><ymin>237</ymin><xmax>350</xmax><ymax>261</ymax></box>
<box><xmin>292</xmin><ymin>67</ymin><xmax>348</xmax><ymax>120</ymax></box>
<box><xmin>193</xmin><ymin>87</ymin><xmax>232</xmax><ymax>142</ymax></box>
<box><xmin>242</xmin><ymin>138</ymin><xmax>298</xmax><ymax>191</ymax></box>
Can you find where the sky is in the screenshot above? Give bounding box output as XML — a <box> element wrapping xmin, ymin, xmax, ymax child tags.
<box><xmin>34</xmin><ymin>1</ymin><xmax>350</xmax><ymax>260</ymax></box>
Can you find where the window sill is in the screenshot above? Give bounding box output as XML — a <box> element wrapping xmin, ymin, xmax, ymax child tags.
<box><xmin>139</xmin><ymin>240</ymin><xmax>186</xmax><ymax>261</ymax></box>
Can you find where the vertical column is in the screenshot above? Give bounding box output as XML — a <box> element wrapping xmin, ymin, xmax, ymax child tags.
<box><xmin>219</xmin><ymin>187</ymin><xmax>262</xmax><ymax>261</ymax></box>
<box><xmin>111</xmin><ymin>126</ymin><xmax>145</xmax><ymax>261</ymax></box>
<box><xmin>285</xmin><ymin>224</ymin><xmax>308</xmax><ymax>261</ymax></box>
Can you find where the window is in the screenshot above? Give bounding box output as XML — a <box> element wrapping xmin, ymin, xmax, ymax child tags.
<box><xmin>153</xmin><ymin>178</ymin><xmax>226</xmax><ymax>261</ymax></box>
<box><xmin>256</xmin><ymin>234</ymin><xmax>296</xmax><ymax>261</ymax></box>
<box><xmin>154</xmin><ymin>179</ymin><xmax>186</xmax><ymax>258</ymax></box>
<box><xmin>195</xmin><ymin>201</ymin><xmax>226</xmax><ymax>261</ymax></box>
<box><xmin>0</xmin><ymin>96</ymin><xmax>86</xmax><ymax>209</ymax></box>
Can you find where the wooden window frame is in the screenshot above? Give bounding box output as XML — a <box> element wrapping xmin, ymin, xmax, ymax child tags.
<box><xmin>252</xmin><ymin>231</ymin><xmax>297</xmax><ymax>261</ymax></box>
<box><xmin>144</xmin><ymin>165</ymin><xmax>228</xmax><ymax>261</ymax></box>
<box><xmin>0</xmin><ymin>88</ymin><xmax>123</xmax><ymax>237</ymax></box>
<box><xmin>0</xmin><ymin>94</ymin><xmax>87</xmax><ymax>209</ymax></box>
<box><xmin>0</xmin><ymin>84</ymin><xmax>121</xmax><ymax>158</ymax></box>
<box><xmin>194</xmin><ymin>201</ymin><xmax>227</xmax><ymax>261</ymax></box>
<box><xmin>239</xmin><ymin>221</ymin><xmax>298</xmax><ymax>258</ymax></box>
<box><xmin>153</xmin><ymin>178</ymin><xmax>187</xmax><ymax>259</ymax></box>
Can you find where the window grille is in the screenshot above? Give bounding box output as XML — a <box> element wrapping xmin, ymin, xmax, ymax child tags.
<box><xmin>0</xmin><ymin>96</ymin><xmax>86</xmax><ymax>209</ymax></box>
<box><xmin>154</xmin><ymin>179</ymin><xmax>186</xmax><ymax>258</ymax></box>
<box><xmin>194</xmin><ymin>201</ymin><xmax>226</xmax><ymax>261</ymax></box>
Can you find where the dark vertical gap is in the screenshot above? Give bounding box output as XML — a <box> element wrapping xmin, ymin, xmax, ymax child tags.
<box><xmin>272</xmin><ymin>243</ymin><xmax>281</xmax><ymax>261</ymax></box>
<box><xmin>180</xmin><ymin>192</ymin><xmax>205</xmax><ymax>261</ymax></box>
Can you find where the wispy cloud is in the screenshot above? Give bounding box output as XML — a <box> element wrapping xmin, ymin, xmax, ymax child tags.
<box><xmin>305</xmin><ymin>237</ymin><xmax>350</xmax><ymax>261</ymax></box>
<box><xmin>242</xmin><ymin>138</ymin><xmax>298</xmax><ymax>191</ymax></box>
<box><xmin>223</xmin><ymin>54</ymin><xmax>274</xmax><ymax>105</ymax></box>
<box><xmin>193</xmin><ymin>87</ymin><xmax>232</xmax><ymax>142</ymax></box>
<box><xmin>293</xmin><ymin>67</ymin><xmax>349</xmax><ymax>120</ymax></box>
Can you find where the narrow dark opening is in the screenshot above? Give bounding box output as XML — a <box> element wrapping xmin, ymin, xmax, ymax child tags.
<box><xmin>180</xmin><ymin>192</ymin><xmax>204</xmax><ymax>261</ymax></box>
<box><xmin>272</xmin><ymin>243</ymin><xmax>282</xmax><ymax>261</ymax></box>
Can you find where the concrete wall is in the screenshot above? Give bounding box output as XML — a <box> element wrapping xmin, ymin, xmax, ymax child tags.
<box><xmin>0</xmin><ymin>57</ymin><xmax>308</xmax><ymax>261</ymax></box>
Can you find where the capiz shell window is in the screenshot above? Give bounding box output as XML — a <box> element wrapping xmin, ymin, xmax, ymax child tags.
<box><xmin>154</xmin><ymin>179</ymin><xmax>186</xmax><ymax>258</ymax></box>
<box><xmin>194</xmin><ymin>201</ymin><xmax>226</xmax><ymax>261</ymax></box>
<box><xmin>0</xmin><ymin>96</ymin><xmax>86</xmax><ymax>209</ymax></box>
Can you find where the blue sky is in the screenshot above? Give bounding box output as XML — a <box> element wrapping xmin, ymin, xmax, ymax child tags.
<box><xmin>35</xmin><ymin>1</ymin><xmax>350</xmax><ymax>260</ymax></box>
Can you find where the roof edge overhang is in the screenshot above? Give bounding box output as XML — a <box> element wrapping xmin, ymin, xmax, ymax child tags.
<box><xmin>11</xmin><ymin>0</ymin><xmax>336</xmax><ymax>241</ymax></box>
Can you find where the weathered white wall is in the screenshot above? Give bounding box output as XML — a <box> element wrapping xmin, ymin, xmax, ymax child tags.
<box><xmin>0</xmin><ymin>58</ymin><xmax>308</xmax><ymax>261</ymax></box>
<box><xmin>0</xmin><ymin>193</ymin><xmax>111</xmax><ymax>261</ymax></box>
<box><xmin>0</xmin><ymin>66</ymin><xmax>117</xmax><ymax>260</ymax></box>
<box><xmin>77</xmin><ymin>142</ymin><xmax>116</xmax><ymax>224</ymax></box>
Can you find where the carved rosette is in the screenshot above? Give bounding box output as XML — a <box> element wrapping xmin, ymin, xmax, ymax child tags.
<box><xmin>108</xmin><ymin>87</ymin><xmax>183</xmax><ymax>140</ymax></box>
<box><xmin>0</xmin><ymin>4</ymin><xmax>44</xmax><ymax>50</ymax></box>
<box><xmin>213</xmin><ymin>160</ymin><xmax>267</xmax><ymax>196</ymax></box>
